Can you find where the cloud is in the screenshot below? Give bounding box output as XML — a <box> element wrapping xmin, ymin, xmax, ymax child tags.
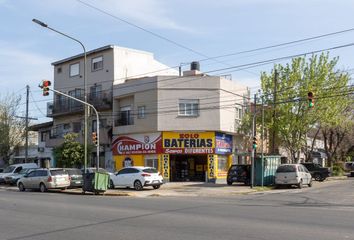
<box><xmin>0</xmin><ymin>42</ymin><xmax>53</xmax><ymax>92</ymax></box>
<box><xmin>81</xmin><ymin>0</ymin><xmax>192</xmax><ymax>32</ymax></box>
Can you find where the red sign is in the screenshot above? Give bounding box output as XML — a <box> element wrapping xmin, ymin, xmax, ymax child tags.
<box><xmin>112</xmin><ymin>133</ymin><xmax>162</xmax><ymax>155</ymax></box>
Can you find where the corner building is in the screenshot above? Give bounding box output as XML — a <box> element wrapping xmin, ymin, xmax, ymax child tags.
<box><xmin>112</xmin><ymin>67</ymin><xmax>249</xmax><ymax>182</ymax></box>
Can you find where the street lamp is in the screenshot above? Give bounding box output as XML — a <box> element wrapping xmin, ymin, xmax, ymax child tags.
<box><xmin>32</xmin><ymin>18</ymin><xmax>89</xmax><ymax>173</ymax></box>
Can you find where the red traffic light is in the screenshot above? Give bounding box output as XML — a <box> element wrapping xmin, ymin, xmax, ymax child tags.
<box><xmin>43</xmin><ymin>80</ymin><xmax>51</xmax><ymax>87</ymax></box>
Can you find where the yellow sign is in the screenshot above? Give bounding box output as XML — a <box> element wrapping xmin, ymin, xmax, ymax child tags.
<box><xmin>163</xmin><ymin>132</ymin><xmax>215</xmax><ymax>154</ymax></box>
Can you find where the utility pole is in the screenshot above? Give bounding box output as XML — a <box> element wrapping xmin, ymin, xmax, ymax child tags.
<box><xmin>25</xmin><ymin>85</ymin><xmax>29</xmax><ymax>163</ymax></box>
<box><xmin>251</xmin><ymin>93</ymin><xmax>257</xmax><ymax>188</ymax></box>
<box><xmin>272</xmin><ymin>70</ymin><xmax>278</xmax><ymax>154</ymax></box>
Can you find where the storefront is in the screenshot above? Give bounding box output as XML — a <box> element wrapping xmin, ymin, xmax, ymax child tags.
<box><xmin>112</xmin><ymin>133</ymin><xmax>163</xmax><ymax>170</ymax></box>
<box><xmin>112</xmin><ymin>131</ymin><xmax>234</xmax><ymax>182</ymax></box>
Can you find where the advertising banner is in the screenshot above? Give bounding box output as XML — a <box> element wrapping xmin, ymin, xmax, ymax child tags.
<box><xmin>112</xmin><ymin>133</ymin><xmax>162</xmax><ymax>155</ymax></box>
<box><xmin>215</xmin><ymin>132</ymin><xmax>233</xmax><ymax>154</ymax></box>
<box><xmin>163</xmin><ymin>132</ymin><xmax>215</xmax><ymax>154</ymax></box>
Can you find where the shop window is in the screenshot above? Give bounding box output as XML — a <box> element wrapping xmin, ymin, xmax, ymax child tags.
<box><xmin>218</xmin><ymin>156</ymin><xmax>228</xmax><ymax>174</ymax></box>
<box><xmin>145</xmin><ymin>157</ymin><xmax>158</xmax><ymax>169</ymax></box>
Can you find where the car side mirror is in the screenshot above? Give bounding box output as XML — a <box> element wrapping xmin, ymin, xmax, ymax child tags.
<box><xmin>23</xmin><ymin>175</ymin><xmax>28</xmax><ymax>178</ymax></box>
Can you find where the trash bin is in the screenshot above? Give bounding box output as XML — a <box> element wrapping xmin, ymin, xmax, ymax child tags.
<box><xmin>82</xmin><ymin>172</ymin><xmax>109</xmax><ymax>195</ymax></box>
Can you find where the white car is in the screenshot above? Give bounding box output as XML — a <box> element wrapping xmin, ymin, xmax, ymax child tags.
<box><xmin>110</xmin><ymin>166</ymin><xmax>163</xmax><ymax>191</ymax></box>
<box><xmin>275</xmin><ymin>164</ymin><xmax>312</xmax><ymax>189</ymax></box>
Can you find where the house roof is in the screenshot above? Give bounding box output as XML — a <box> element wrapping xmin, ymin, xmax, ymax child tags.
<box><xmin>28</xmin><ymin>121</ymin><xmax>53</xmax><ymax>131</ymax></box>
<box><xmin>51</xmin><ymin>45</ymin><xmax>114</xmax><ymax>66</ymax></box>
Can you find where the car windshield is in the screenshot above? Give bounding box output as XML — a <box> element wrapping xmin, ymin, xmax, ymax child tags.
<box><xmin>50</xmin><ymin>170</ymin><xmax>66</xmax><ymax>176</ymax></box>
<box><xmin>66</xmin><ymin>169</ymin><xmax>82</xmax><ymax>175</ymax></box>
<box><xmin>3</xmin><ymin>166</ymin><xmax>15</xmax><ymax>173</ymax></box>
<box><xmin>143</xmin><ymin>168</ymin><xmax>158</xmax><ymax>173</ymax></box>
<box><xmin>276</xmin><ymin>165</ymin><xmax>296</xmax><ymax>173</ymax></box>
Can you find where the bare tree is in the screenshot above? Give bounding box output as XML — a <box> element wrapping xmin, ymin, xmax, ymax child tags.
<box><xmin>0</xmin><ymin>94</ymin><xmax>27</xmax><ymax>165</ymax></box>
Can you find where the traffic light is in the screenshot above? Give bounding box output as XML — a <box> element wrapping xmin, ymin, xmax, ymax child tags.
<box><xmin>307</xmin><ymin>91</ymin><xmax>314</xmax><ymax>108</ymax></box>
<box><xmin>92</xmin><ymin>132</ymin><xmax>98</xmax><ymax>145</ymax></box>
<box><xmin>252</xmin><ymin>137</ymin><xmax>257</xmax><ymax>149</ymax></box>
<box><xmin>40</xmin><ymin>80</ymin><xmax>51</xmax><ymax>96</ymax></box>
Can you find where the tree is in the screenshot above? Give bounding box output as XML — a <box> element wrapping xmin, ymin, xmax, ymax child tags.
<box><xmin>260</xmin><ymin>53</ymin><xmax>351</xmax><ymax>163</ymax></box>
<box><xmin>0</xmin><ymin>94</ymin><xmax>27</xmax><ymax>165</ymax></box>
<box><xmin>53</xmin><ymin>133</ymin><xmax>86</xmax><ymax>168</ymax></box>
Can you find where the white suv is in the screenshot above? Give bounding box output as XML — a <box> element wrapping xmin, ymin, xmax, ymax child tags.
<box><xmin>110</xmin><ymin>166</ymin><xmax>163</xmax><ymax>191</ymax></box>
<box><xmin>275</xmin><ymin>164</ymin><xmax>312</xmax><ymax>189</ymax></box>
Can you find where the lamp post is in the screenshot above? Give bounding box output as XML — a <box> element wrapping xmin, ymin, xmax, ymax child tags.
<box><xmin>32</xmin><ymin>19</ymin><xmax>89</xmax><ymax>173</ymax></box>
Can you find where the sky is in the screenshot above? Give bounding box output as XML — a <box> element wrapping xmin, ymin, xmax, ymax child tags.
<box><xmin>1</xmin><ymin>0</ymin><xmax>354</xmax><ymax>123</ymax></box>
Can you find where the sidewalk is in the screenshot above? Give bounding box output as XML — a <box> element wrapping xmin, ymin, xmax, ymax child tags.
<box><xmin>0</xmin><ymin>176</ymin><xmax>349</xmax><ymax>198</ymax></box>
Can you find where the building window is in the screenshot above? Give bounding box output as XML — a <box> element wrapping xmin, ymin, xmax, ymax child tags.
<box><xmin>138</xmin><ymin>106</ymin><xmax>146</xmax><ymax>119</ymax></box>
<box><xmin>70</xmin><ymin>63</ymin><xmax>80</xmax><ymax>77</ymax></box>
<box><xmin>92</xmin><ymin>56</ymin><xmax>103</xmax><ymax>71</ymax></box>
<box><xmin>145</xmin><ymin>156</ymin><xmax>158</xmax><ymax>169</ymax></box>
<box><xmin>116</xmin><ymin>106</ymin><xmax>133</xmax><ymax>126</ymax></box>
<box><xmin>57</xmin><ymin>67</ymin><xmax>62</xmax><ymax>74</ymax></box>
<box><xmin>90</xmin><ymin>85</ymin><xmax>102</xmax><ymax>100</ymax></box>
<box><xmin>73</xmin><ymin>122</ymin><xmax>81</xmax><ymax>133</ymax></box>
<box><xmin>92</xmin><ymin>119</ymin><xmax>107</xmax><ymax>132</ymax></box>
<box><xmin>178</xmin><ymin>99</ymin><xmax>199</xmax><ymax>117</ymax></box>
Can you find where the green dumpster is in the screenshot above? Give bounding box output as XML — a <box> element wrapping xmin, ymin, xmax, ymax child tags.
<box><xmin>254</xmin><ymin>155</ymin><xmax>281</xmax><ymax>186</ymax></box>
<box><xmin>82</xmin><ymin>172</ymin><xmax>109</xmax><ymax>195</ymax></box>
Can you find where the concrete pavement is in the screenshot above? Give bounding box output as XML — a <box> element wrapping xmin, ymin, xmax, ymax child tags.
<box><xmin>0</xmin><ymin>176</ymin><xmax>349</xmax><ymax>197</ymax></box>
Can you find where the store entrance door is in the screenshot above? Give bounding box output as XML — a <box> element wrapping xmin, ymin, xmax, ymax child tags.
<box><xmin>170</xmin><ymin>155</ymin><xmax>207</xmax><ymax>182</ymax></box>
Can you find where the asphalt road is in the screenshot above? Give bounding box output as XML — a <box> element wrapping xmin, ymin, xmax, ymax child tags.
<box><xmin>0</xmin><ymin>179</ymin><xmax>353</xmax><ymax>240</ymax></box>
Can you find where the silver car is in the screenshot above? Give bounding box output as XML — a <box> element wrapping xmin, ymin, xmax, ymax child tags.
<box><xmin>17</xmin><ymin>168</ymin><xmax>70</xmax><ymax>192</ymax></box>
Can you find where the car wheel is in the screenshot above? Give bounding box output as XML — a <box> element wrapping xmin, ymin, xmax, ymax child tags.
<box><xmin>297</xmin><ymin>180</ymin><xmax>303</xmax><ymax>189</ymax></box>
<box><xmin>18</xmin><ymin>183</ymin><xmax>25</xmax><ymax>192</ymax></box>
<box><xmin>153</xmin><ymin>185</ymin><xmax>160</xmax><ymax>190</ymax></box>
<box><xmin>227</xmin><ymin>181</ymin><xmax>232</xmax><ymax>186</ymax></box>
<box><xmin>39</xmin><ymin>183</ymin><xmax>47</xmax><ymax>193</ymax></box>
<box><xmin>134</xmin><ymin>180</ymin><xmax>143</xmax><ymax>191</ymax></box>
<box><xmin>314</xmin><ymin>173</ymin><xmax>321</xmax><ymax>181</ymax></box>
<box><xmin>109</xmin><ymin>180</ymin><xmax>115</xmax><ymax>189</ymax></box>
<box><xmin>308</xmin><ymin>180</ymin><xmax>313</xmax><ymax>187</ymax></box>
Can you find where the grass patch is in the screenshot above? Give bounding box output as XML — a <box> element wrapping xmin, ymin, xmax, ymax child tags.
<box><xmin>253</xmin><ymin>186</ymin><xmax>273</xmax><ymax>191</ymax></box>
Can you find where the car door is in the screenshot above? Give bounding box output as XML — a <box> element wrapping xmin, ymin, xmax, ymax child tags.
<box><xmin>304</xmin><ymin>167</ymin><xmax>311</xmax><ymax>184</ymax></box>
<box><xmin>125</xmin><ymin>168</ymin><xmax>140</xmax><ymax>187</ymax></box>
<box><xmin>113</xmin><ymin>168</ymin><xmax>130</xmax><ymax>187</ymax></box>
<box><xmin>24</xmin><ymin>170</ymin><xmax>37</xmax><ymax>189</ymax></box>
<box><xmin>300</xmin><ymin>165</ymin><xmax>310</xmax><ymax>184</ymax></box>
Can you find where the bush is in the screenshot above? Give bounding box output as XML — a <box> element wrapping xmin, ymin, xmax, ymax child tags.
<box><xmin>332</xmin><ymin>163</ymin><xmax>345</xmax><ymax>176</ymax></box>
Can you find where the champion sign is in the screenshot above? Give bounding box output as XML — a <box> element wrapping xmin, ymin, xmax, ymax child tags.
<box><xmin>112</xmin><ymin>133</ymin><xmax>163</xmax><ymax>155</ymax></box>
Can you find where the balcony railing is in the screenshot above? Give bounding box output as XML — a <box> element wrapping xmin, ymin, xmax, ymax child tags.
<box><xmin>47</xmin><ymin>90</ymin><xmax>112</xmax><ymax>117</ymax></box>
<box><xmin>114</xmin><ymin>111</ymin><xmax>134</xmax><ymax>126</ymax></box>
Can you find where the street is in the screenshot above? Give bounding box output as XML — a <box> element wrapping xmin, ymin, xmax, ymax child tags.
<box><xmin>0</xmin><ymin>179</ymin><xmax>353</xmax><ymax>240</ymax></box>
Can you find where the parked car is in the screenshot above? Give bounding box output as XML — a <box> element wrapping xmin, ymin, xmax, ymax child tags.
<box><xmin>64</xmin><ymin>168</ymin><xmax>83</xmax><ymax>188</ymax></box>
<box><xmin>226</xmin><ymin>164</ymin><xmax>251</xmax><ymax>185</ymax></box>
<box><xmin>275</xmin><ymin>164</ymin><xmax>312</xmax><ymax>189</ymax></box>
<box><xmin>110</xmin><ymin>166</ymin><xmax>163</xmax><ymax>191</ymax></box>
<box><xmin>0</xmin><ymin>163</ymin><xmax>38</xmax><ymax>184</ymax></box>
<box><xmin>4</xmin><ymin>168</ymin><xmax>38</xmax><ymax>185</ymax></box>
<box><xmin>301</xmin><ymin>162</ymin><xmax>331</xmax><ymax>181</ymax></box>
<box><xmin>17</xmin><ymin>168</ymin><xmax>70</xmax><ymax>192</ymax></box>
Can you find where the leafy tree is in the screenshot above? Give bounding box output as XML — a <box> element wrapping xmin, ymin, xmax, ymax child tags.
<box><xmin>0</xmin><ymin>94</ymin><xmax>27</xmax><ymax>165</ymax></box>
<box><xmin>53</xmin><ymin>133</ymin><xmax>87</xmax><ymax>168</ymax></box>
<box><xmin>260</xmin><ymin>53</ymin><xmax>351</xmax><ymax>163</ymax></box>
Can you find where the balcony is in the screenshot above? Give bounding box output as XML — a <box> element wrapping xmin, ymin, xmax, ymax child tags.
<box><xmin>114</xmin><ymin>111</ymin><xmax>134</xmax><ymax>126</ymax></box>
<box><xmin>47</xmin><ymin>90</ymin><xmax>112</xmax><ymax>117</ymax></box>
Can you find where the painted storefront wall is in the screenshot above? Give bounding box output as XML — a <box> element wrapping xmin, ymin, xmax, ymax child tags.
<box><xmin>112</xmin><ymin>132</ymin><xmax>233</xmax><ymax>182</ymax></box>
